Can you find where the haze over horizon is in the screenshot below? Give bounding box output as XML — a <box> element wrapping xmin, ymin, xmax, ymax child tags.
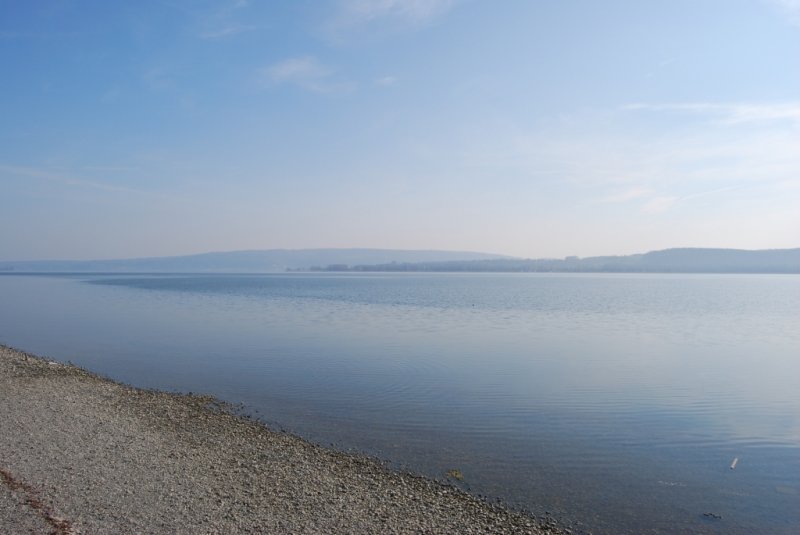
<box><xmin>2</xmin><ymin>1</ymin><xmax>799</xmax><ymax>262</ymax></box>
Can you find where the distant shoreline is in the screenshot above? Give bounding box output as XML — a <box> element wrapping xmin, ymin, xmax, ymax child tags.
<box><xmin>0</xmin><ymin>345</ymin><xmax>565</xmax><ymax>534</ymax></box>
<box><xmin>2</xmin><ymin>270</ymin><xmax>799</xmax><ymax>277</ymax></box>
<box><xmin>3</xmin><ymin>246</ymin><xmax>798</xmax><ymax>274</ymax></box>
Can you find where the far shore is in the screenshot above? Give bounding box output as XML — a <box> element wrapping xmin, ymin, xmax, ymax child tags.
<box><xmin>0</xmin><ymin>345</ymin><xmax>565</xmax><ymax>534</ymax></box>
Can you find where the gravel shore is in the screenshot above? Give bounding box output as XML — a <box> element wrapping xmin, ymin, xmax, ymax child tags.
<box><xmin>0</xmin><ymin>345</ymin><xmax>564</xmax><ymax>534</ymax></box>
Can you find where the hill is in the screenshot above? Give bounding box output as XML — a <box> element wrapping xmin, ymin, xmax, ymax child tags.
<box><xmin>0</xmin><ymin>249</ymin><xmax>510</xmax><ymax>273</ymax></box>
<box><xmin>315</xmin><ymin>248</ymin><xmax>800</xmax><ymax>274</ymax></box>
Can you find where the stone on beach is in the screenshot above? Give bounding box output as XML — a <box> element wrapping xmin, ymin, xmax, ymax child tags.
<box><xmin>0</xmin><ymin>345</ymin><xmax>560</xmax><ymax>534</ymax></box>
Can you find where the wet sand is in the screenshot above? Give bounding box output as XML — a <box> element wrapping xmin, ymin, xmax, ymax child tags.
<box><xmin>0</xmin><ymin>345</ymin><xmax>564</xmax><ymax>534</ymax></box>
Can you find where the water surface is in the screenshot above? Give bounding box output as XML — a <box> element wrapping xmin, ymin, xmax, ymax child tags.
<box><xmin>1</xmin><ymin>273</ymin><xmax>798</xmax><ymax>533</ymax></box>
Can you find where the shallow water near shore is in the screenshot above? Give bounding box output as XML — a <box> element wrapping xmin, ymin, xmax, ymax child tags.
<box><xmin>1</xmin><ymin>272</ymin><xmax>799</xmax><ymax>533</ymax></box>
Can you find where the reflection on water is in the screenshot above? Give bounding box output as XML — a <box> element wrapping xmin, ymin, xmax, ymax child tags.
<box><xmin>1</xmin><ymin>273</ymin><xmax>799</xmax><ymax>533</ymax></box>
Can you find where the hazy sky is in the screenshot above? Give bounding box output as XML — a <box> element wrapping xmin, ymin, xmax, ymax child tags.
<box><xmin>2</xmin><ymin>0</ymin><xmax>799</xmax><ymax>260</ymax></box>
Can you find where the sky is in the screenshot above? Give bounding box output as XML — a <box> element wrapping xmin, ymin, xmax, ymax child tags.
<box><xmin>1</xmin><ymin>0</ymin><xmax>799</xmax><ymax>261</ymax></box>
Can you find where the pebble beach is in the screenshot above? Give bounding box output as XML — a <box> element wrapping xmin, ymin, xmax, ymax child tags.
<box><xmin>0</xmin><ymin>345</ymin><xmax>564</xmax><ymax>534</ymax></box>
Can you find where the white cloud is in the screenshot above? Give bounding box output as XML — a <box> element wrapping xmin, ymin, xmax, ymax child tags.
<box><xmin>142</xmin><ymin>67</ymin><xmax>175</xmax><ymax>91</ymax></box>
<box><xmin>768</xmin><ymin>0</ymin><xmax>800</xmax><ymax>26</ymax></box>
<box><xmin>596</xmin><ymin>187</ymin><xmax>651</xmax><ymax>204</ymax></box>
<box><xmin>265</xmin><ymin>56</ymin><xmax>331</xmax><ymax>83</ymax></box>
<box><xmin>681</xmin><ymin>185</ymin><xmax>747</xmax><ymax>202</ymax></box>
<box><xmin>262</xmin><ymin>56</ymin><xmax>355</xmax><ymax>93</ymax></box>
<box><xmin>636</xmin><ymin>186</ymin><xmax>748</xmax><ymax>215</ymax></box>
<box><xmin>452</xmin><ymin>100</ymin><xmax>799</xmax><ymax>223</ymax></box>
<box><xmin>195</xmin><ymin>0</ymin><xmax>256</xmax><ymax>40</ymax></box>
<box><xmin>340</xmin><ymin>0</ymin><xmax>457</xmax><ymax>24</ymax></box>
<box><xmin>199</xmin><ymin>23</ymin><xmax>255</xmax><ymax>39</ymax></box>
<box><xmin>326</xmin><ymin>0</ymin><xmax>459</xmax><ymax>38</ymax></box>
<box><xmin>623</xmin><ymin>102</ymin><xmax>800</xmax><ymax>124</ymax></box>
<box><xmin>374</xmin><ymin>75</ymin><xmax>398</xmax><ymax>86</ymax></box>
<box><xmin>641</xmin><ymin>196</ymin><xmax>679</xmax><ymax>214</ymax></box>
<box><xmin>141</xmin><ymin>66</ymin><xmax>197</xmax><ymax>108</ymax></box>
<box><xmin>0</xmin><ymin>164</ymin><xmax>145</xmax><ymax>195</ymax></box>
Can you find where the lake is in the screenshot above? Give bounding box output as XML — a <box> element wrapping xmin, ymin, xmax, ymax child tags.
<box><xmin>1</xmin><ymin>272</ymin><xmax>798</xmax><ymax>533</ymax></box>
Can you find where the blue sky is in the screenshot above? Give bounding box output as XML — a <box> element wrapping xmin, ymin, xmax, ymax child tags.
<box><xmin>1</xmin><ymin>0</ymin><xmax>798</xmax><ymax>260</ymax></box>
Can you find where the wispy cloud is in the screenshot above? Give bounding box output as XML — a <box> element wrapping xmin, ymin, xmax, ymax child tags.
<box><xmin>0</xmin><ymin>30</ymin><xmax>80</xmax><ymax>40</ymax></box>
<box><xmin>266</xmin><ymin>56</ymin><xmax>331</xmax><ymax>82</ymax></box>
<box><xmin>639</xmin><ymin>186</ymin><xmax>747</xmax><ymax>215</ymax></box>
<box><xmin>339</xmin><ymin>0</ymin><xmax>458</xmax><ymax>25</ymax></box>
<box><xmin>325</xmin><ymin>0</ymin><xmax>459</xmax><ymax>39</ymax></box>
<box><xmin>374</xmin><ymin>75</ymin><xmax>398</xmax><ymax>86</ymax></box>
<box><xmin>767</xmin><ymin>0</ymin><xmax>800</xmax><ymax>26</ymax></box>
<box><xmin>596</xmin><ymin>187</ymin><xmax>651</xmax><ymax>204</ymax></box>
<box><xmin>262</xmin><ymin>56</ymin><xmax>353</xmax><ymax>93</ymax></box>
<box><xmin>613</xmin><ymin>101</ymin><xmax>799</xmax><ymax>214</ymax></box>
<box><xmin>142</xmin><ymin>67</ymin><xmax>175</xmax><ymax>91</ymax></box>
<box><xmin>199</xmin><ymin>23</ymin><xmax>255</xmax><ymax>39</ymax></box>
<box><xmin>455</xmin><ymin>100</ymin><xmax>799</xmax><ymax>220</ymax></box>
<box><xmin>623</xmin><ymin>102</ymin><xmax>800</xmax><ymax>124</ymax></box>
<box><xmin>0</xmin><ymin>164</ymin><xmax>145</xmax><ymax>195</ymax></box>
<box><xmin>81</xmin><ymin>165</ymin><xmax>136</xmax><ymax>173</ymax></box>
<box><xmin>195</xmin><ymin>0</ymin><xmax>256</xmax><ymax>40</ymax></box>
<box><xmin>595</xmin><ymin>183</ymin><xmax>750</xmax><ymax>214</ymax></box>
<box><xmin>140</xmin><ymin>66</ymin><xmax>198</xmax><ymax>108</ymax></box>
<box><xmin>641</xmin><ymin>195</ymin><xmax>679</xmax><ymax>214</ymax></box>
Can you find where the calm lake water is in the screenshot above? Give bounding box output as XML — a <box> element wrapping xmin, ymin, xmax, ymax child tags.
<box><xmin>1</xmin><ymin>273</ymin><xmax>798</xmax><ymax>533</ymax></box>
